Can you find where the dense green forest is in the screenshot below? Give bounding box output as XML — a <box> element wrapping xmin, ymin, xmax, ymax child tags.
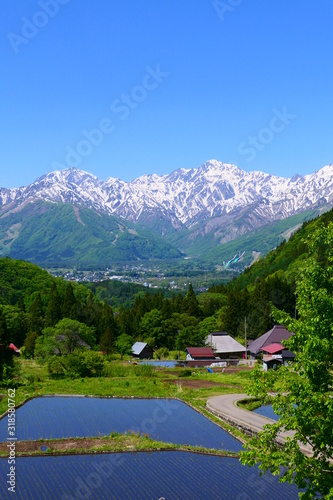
<box><xmin>1</xmin><ymin>206</ymin><xmax>333</xmax><ymax>381</ymax></box>
<box><xmin>0</xmin><ymin>201</ymin><xmax>182</xmax><ymax>267</ymax></box>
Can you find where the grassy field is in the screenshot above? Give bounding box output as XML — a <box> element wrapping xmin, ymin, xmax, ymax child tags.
<box><xmin>0</xmin><ymin>359</ymin><xmax>253</xmax><ymax>416</ymax></box>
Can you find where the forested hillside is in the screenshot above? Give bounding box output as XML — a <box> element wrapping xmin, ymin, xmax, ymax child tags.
<box><xmin>208</xmin><ymin>206</ymin><xmax>333</xmax><ymax>339</ymax></box>
<box><xmin>1</xmin><ymin>206</ymin><xmax>333</xmax><ymax>381</ymax></box>
<box><xmin>0</xmin><ymin>201</ymin><xmax>182</xmax><ymax>267</ymax></box>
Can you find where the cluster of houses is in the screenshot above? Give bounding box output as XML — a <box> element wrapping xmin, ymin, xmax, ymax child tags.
<box><xmin>3</xmin><ymin>325</ymin><xmax>294</xmax><ymax>371</ymax></box>
<box><xmin>131</xmin><ymin>325</ymin><xmax>295</xmax><ymax>370</ymax></box>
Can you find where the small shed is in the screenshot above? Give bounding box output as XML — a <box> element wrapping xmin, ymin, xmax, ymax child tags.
<box><xmin>186</xmin><ymin>347</ymin><xmax>216</xmax><ymax>361</ymax></box>
<box><xmin>261</xmin><ymin>343</ymin><xmax>295</xmax><ymax>370</ymax></box>
<box><xmin>131</xmin><ymin>342</ymin><xmax>154</xmax><ymax>359</ymax></box>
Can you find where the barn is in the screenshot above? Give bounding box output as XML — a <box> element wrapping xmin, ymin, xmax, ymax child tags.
<box><xmin>131</xmin><ymin>342</ymin><xmax>154</xmax><ymax>359</ymax></box>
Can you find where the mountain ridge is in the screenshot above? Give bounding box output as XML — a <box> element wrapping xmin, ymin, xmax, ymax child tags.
<box><xmin>1</xmin><ymin>160</ymin><xmax>333</xmax><ymax>232</ymax></box>
<box><xmin>0</xmin><ymin>160</ymin><xmax>332</xmax><ymax>268</ymax></box>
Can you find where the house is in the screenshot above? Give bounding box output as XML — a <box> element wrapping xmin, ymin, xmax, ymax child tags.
<box><xmin>206</xmin><ymin>331</ymin><xmax>245</xmax><ymax>359</ymax></box>
<box><xmin>9</xmin><ymin>343</ymin><xmax>20</xmax><ymax>356</ymax></box>
<box><xmin>186</xmin><ymin>347</ymin><xmax>216</xmax><ymax>361</ymax></box>
<box><xmin>247</xmin><ymin>325</ymin><xmax>294</xmax><ymax>360</ymax></box>
<box><xmin>261</xmin><ymin>343</ymin><xmax>295</xmax><ymax>371</ymax></box>
<box><xmin>0</xmin><ymin>343</ymin><xmax>20</xmax><ymax>356</ymax></box>
<box><xmin>131</xmin><ymin>342</ymin><xmax>154</xmax><ymax>359</ymax></box>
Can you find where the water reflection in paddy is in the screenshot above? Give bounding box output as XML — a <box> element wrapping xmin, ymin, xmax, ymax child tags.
<box><xmin>0</xmin><ymin>451</ymin><xmax>300</xmax><ymax>499</ymax></box>
<box><xmin>0</xmin><ymin>397</ymin><xmax>241</xmax><ymax>452</ymax></box>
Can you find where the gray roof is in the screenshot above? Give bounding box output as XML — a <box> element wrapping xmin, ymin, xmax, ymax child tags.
<box><xmin>206</xmin><ymin>333</ymin><xmax>245</xmax><ymax>354</ymax></box>
<box><xmin>132</xmin><ymin>342</ymin><xmax>149</xmax><ymax>355</ymax></box>
<box><xmin>247</xmin><ymin>325</ymin><xmax>294</xmax><ymax>356</ymax></box>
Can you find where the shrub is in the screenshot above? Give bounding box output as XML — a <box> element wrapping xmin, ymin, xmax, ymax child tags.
<box><xmin>133</xmin><ymin>364</ymin><xmax>155</xmax><ymax>377</ymax></box>
<box><xmin>47</xmin><ymin>356</ymin><xmax>66</xmax><ymax>377</ymax></box>
<box><xmin>47</xmin><ymin>351</ymin><xmax>105</xmax><ymax>378</ymax></box>
<box><xmin>154</xmin><ymin>347</ymin><xmax>169</xmax><ymax>360</ymax></box>
<box><xmin>103</xmin><ymin>363</ymin><xmax>129</xmax><ymax>378</ymax></box>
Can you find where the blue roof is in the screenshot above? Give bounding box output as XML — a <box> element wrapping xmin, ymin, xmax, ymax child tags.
<box><xmin>132</xmin><ymin>342</ymin><xmax>148</xmax><ymax>355</ymax></box>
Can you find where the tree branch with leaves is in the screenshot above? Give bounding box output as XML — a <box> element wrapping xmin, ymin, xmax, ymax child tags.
<box><xmin>240</xmin><ymin>224</ymin><xmax>333</xmax><ymax>499</ymax></box>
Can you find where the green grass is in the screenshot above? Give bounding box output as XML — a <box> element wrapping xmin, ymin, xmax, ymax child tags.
<box><xmin>0</xmin><ymin>359</ymin><xmax>295</xmax><ymax>456</ymax></box>
<box><xmin>0</xmin><ymin>431</ymin><xmax>241</xmax><ymax>458</ymax></box>
<box><xmin>0</xmin><ymin>360</ymin><xmax>254</xmax><ymax>416</ymax></box>
<box><xmin>236</xmin><ymin>398</ymin><xmax>265</xmax><ymax>412</ymax></box>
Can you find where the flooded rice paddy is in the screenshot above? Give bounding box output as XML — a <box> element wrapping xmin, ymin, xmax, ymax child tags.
<box><xmin>0</xmin><ymin>397</ymin><xmax>300</xmax><ymax>499</ymax></box>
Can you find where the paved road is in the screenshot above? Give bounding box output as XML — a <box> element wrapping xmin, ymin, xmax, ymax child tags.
<box><xmin>207</xmin><ymin>394</ymin><xmax>312</xmax><ymax>456</ymax></box>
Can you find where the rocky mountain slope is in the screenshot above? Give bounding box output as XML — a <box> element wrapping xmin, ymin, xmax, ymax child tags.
<box><xmin>0</xmin><ymin>160</ymin><xmax>332</xmax><ymax>267</ymax></box>
<box><xmin>1</xmin><ymin>160</ymin><xmax>332</xmax><ymax>229</ymax></box>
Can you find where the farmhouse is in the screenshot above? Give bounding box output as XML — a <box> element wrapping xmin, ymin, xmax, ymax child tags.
<box><xmin>131</xmin><ymin>342</ymin><xmax>154</xmax><ymax>359</ymax></box>
<box><xmin>206</xmin><ymin>331</ymin><xmax>245</xmax><ymax>359</ymax></box>
<box><xmin>247</xmin><ymin>325</ymin><xmax>294</xmax><ymax>360</ymax></box>
<box><xmin>186</xmin><ymin>347</ymin><xmax>216</xmax><ymax>361</ymax></box>
<box><xmin>261</xmin><ymin>342</ymin><xmax>295</xmax><ymax>370</ymax></box>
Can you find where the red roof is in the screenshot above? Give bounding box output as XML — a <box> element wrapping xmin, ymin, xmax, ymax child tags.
<box><xmin>186</xmin><ymin>347</ymin><xmax>215</xmax><ymax>358</ymax></box>
<box><xmin>261</xmin><ymin>343</ymin><xmax>283</xmax><ymax>354</ymax></box>
<box><xmin>9</xmin><ymin>343</ymin><xmax>19</xmax><ymax>352</ymax></box>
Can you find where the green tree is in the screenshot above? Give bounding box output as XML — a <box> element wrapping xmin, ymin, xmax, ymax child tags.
<box><xmin>99</xmin><ymin>327</ymin><xmax>114</xmax><ymax>354</ymax></box>
<box><xmin>24</xmin><ymin>332</ymin><xmax>38</xmax><ymax>359</ymax></box>
<box><xmin>47</xmin><ymin>351</ymin><xmax>104</xmax><ymax>378</ymax></box>
<box><xmin>240</xmin><ymin>224</ymin><xmax>333</xmax><ymax>499</ymax></box>
<box><xmin>0</xmin><ymin>308</ymin><xmax>14</xmax><ymax>381</ymax></box>
<box><xmin>220</xmin><ymin>285</ymin><xmax>248</xmax><ymax>337</ymax></box>
<box><xmin>139</xmin><ymin>309</ymin><xmax>163</xmax><ymax>346</ymax></box>
<box><xmin>198</xmin><ymin>292</ymin><xmax>227</xmax><ymax>318</ymax></box>
<box><xmin>35</xmin><ymin>327</ymin><xmax>57</xmax><ymax>362</ymax></box>
<box><xmin>115</xmin><ymin>333</ymin><xmax>134</xmax><ymax>358</ymax></box>
<box><xmin>175</xmin><ymin>325</ymin><xmax>206</xmax><ymax>351</ymax></box>
<box><xmin>0</xmin><ymin>308</ymin><xmax>9</xmax><ymax>346</ymax></box>
<box><xmin>28</xmin><ymin>292</ymin><xmax>44</xmax><ymax>334</ymax></box>
<box><xmin>98</xmin><ymin>303</ymin><xmax>118</xmax><ymax>344</ymax></box>
<box><xmin>154</xmin><ymin>347</ymin><xmax>169</xmax><ymax>360</ymax></box>
<box><xmin>45</xmin><ymin>283</ymin><xmax>62</xmax><ymax>327</ymax></box>
<box><xmin>47</xmin><ymin>356</ymin><xmax>66</xmax><ymax>376</ymax></box>
<box><xmin>198</xmin><ymin>316</ymin><xmax>218</xmax><ymax>339</ymax></box>
<box><xmin>36</xmin><ymin>319</ymin><xmax>96</xmax><ymax>360</ymax></box>
<box><xmin>1</xmin><ymin>305</ymin><xmax>27</xmax><ymax>347</ymax></box>
<box><xmin>182</xmin><ymin>283</ymin><xmax>203</xmax><ymax>318</ymax></box>
<box><xmin>116</xmin><ymin>306</ymin><xmax>134</xmax><ymax>337</ymax></box>
<box><xmin>62</xmin><ymin>283</ymin><xmax>77</xmax><ymax>319</ymax></box>
<box><xmin>162</xmin><ymin>313</ymin><xmax>199</xmax><ymax>350</ymax></box>
<box><xmin>17</xmin><ymin>296</ymin><xmax>26</xmax><ymax>312</ymax></box>
<box><xmin>53</xmin><ymin>318</ymin><xmax>96</xmax><ymax>354</ymax></box>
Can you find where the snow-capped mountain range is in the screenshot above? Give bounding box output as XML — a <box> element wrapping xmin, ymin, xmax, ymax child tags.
<box><xmin>1</xmin><ymin>159</ymin><xmax>333</xmax><ymax>235</ymax></box>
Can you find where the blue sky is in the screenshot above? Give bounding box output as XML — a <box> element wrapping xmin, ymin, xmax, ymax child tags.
<box><xmin>1</xmin><ymin>0</ymin><xmax>333</xmax><ymax>187</ymax></box>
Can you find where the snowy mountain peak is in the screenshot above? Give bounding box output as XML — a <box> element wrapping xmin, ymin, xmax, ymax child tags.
<box><xmin>1</xmin><ymin>161</ymin><xmax>332</xmax><ymax>234</ymax></box>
